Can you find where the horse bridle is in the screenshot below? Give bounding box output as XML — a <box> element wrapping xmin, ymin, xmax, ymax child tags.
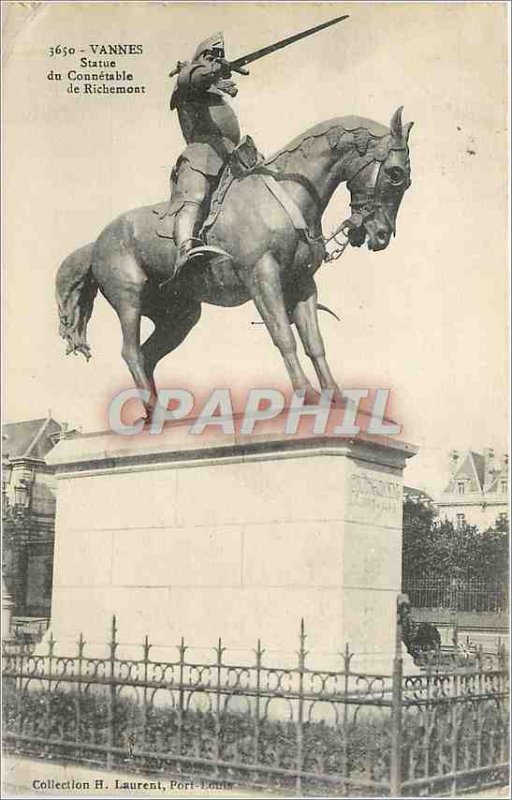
<box><xmin>348</xmin><ymin>161</ymin><xmax>389</xmax><ymax>228</ymax></box>
<box><xmin>325</xmin><ymin>138</ymin><xmax>410</xmax><ymax>260</ymax></box>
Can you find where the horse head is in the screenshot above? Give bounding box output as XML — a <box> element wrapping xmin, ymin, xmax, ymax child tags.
<box><xmin>346</xmin><ymin>107</ymin><xmax>413</xmax><ymax>252</ymax></box>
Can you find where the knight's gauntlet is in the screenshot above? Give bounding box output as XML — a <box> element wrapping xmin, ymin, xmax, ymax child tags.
<box><xmin>216</xmin><ymin>78</ymin><xmax>238</xmax><ymax>97</ymax></box>
<box><xmin>184</xmin><ymin>62</ymin><xmax>224</xmax><ymax>90</ymax></box>
<box><xmin>214</xmin><ymin>58</ymin><xmax>232</xmax><ymax>79</ymax></box>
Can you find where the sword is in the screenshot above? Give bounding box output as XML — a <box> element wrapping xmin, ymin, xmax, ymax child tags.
<box><xmin>228</xmin><ymin>13</ymin><xmax>350</xmax><ymax>75</ymax></box>
<box><xmin>169</xmin><ymin>14</ymin><xmax>349</xmax><ymax>78</ymax></box>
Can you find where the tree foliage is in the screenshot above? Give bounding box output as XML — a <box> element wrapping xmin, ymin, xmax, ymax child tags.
<box><xmin>402</xmin><ymin>499</ymin><xmax>509</xmax><ymax>584</ymax></box>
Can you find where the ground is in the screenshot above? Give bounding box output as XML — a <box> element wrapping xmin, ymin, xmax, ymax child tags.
<box><xmin>2</xmin><ymin>755</ymin><xmax>509</xmax><ymax>799</ymax></box>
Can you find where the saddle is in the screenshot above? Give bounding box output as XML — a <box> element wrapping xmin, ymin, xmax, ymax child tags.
<box><xmin>201</xmin><ymin>135</ymin><xmax>265</xmax><ymax>235</ymax></box>
<box><xmin>154</xmin><ymin>136</ymin><xmax>264</xmax><ymax>242</ymax></box>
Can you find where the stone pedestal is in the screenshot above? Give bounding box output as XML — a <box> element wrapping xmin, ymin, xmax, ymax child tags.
<box><xmin>46</xmin><ymin>421</ymin><xmax>417</xmax><ymax>671</ymax></box>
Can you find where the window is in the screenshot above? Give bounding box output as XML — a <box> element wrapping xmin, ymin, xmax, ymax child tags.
<box><xmin>457</xmin><ymin>481</ymin><xmax>465</xmax><ymax>495</ymax></box>
<box><xmin>456</xmin><ymin>513</ymin><xmax>465</xmax><ymax>528</ymax></box>
<box><xmin>500</xmin><ymin>480</ymin><xmax>507</xmax><ymax>494</ymax></box>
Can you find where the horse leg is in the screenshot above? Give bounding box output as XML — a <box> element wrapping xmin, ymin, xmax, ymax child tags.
<box><xmin>248</xmin><ymin>253</ymin><xmax>315</xmax><ymax>394</ymax></box>
<box><xmin>142</xmin><ymin>301</ymin><xmax>202</xmax><ymax>391</ymax></box>
<box><xmin>116</xmin><ymin>295</ymin><xmax>157</xmax><ymax>420</ymax></box>
<box><xmin>292</xmin><ymin>288</ymin><xmax>342</xmax><ymax>399</ymax></box>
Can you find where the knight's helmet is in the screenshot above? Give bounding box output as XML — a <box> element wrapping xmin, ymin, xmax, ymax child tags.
<box><xmin>192</xmin><ymin>32</ymin><xmax>225</xmax><ymax>62</ymax></box>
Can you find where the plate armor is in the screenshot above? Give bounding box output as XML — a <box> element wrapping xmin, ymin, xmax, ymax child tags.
<box><xmin>162</xmin><ymin>33</ymin><xmax>241</xmax><ymax>281</ymax></box>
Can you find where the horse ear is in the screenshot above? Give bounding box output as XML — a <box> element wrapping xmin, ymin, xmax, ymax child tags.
<box><xmin>404</xmin><ymin>121</ymin><xmax>414</xmax><ymax>143</ymax></box>
<box><xmin>390</xmin><ymin>106</ymin><xmax>403</xmax><ymax>139</ymax></box>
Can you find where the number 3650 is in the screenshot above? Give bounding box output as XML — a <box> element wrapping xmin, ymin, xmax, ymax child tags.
<box><xmin>49</xmin><ymin>45</ymin><xmax>76</xmax><ymax>57</ymax></box>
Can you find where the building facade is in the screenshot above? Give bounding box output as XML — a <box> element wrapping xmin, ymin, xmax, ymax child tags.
<box><xmin>2</xmin><ymin>416</ymin><xmax>66</xmax><ymax>622</ymax></box>
<box><xmin>435</xmin><ymin>448</ymin><xmax>509</xmax><ymax>529</ymax></box>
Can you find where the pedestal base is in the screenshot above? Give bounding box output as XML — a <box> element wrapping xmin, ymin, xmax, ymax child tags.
<box><xmin>47</xmin><ymin>425</ymin><xmax>417</xmax><ymax>672</ymax></box>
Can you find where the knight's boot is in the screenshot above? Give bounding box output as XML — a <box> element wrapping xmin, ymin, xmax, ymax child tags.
<box><xmin>160</xmin><ymin>203</ymin><xmax>202</xmax><ymax>288</ymax></box>
<box><xmin>160</xmin><ymin>202</ymin><xmax>232</xmax><ymax>290</ymax></box>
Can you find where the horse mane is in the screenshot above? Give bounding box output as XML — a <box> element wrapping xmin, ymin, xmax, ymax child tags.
<box><xmin>265</xmin><ymin>115</ymin><xmax>390</xmax><ymax>170</ymax></box>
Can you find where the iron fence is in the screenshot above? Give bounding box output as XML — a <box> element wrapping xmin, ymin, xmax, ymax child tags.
<box><xmin>403</xmin><ymin>578</ymin><xmax>508</xmax><ymax>613</ymax></box>
<box><xmin>2</xmin><ymin>613</ymin><xmax>509</xmax><ymax>797</ymax></box>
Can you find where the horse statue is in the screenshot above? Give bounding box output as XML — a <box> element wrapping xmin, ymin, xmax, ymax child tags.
<box><xmin>56</xmin><ymin>108</ymin><xmax>413</xmax><ymax>421</ymax></box>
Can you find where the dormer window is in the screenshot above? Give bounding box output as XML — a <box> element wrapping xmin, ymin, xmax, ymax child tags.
<box><xmin>457</xmin><ymin>481</ymin><xmax>466</xmax><ymax>495</ymax></box>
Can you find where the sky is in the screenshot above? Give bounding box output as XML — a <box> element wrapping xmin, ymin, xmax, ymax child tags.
<box><xmin>2</xmin><ymin>1</ymin><xmax>509</xmax><ymax>495</ymax></box>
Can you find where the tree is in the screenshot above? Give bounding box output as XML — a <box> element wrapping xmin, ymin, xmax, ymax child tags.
<box><xmin>401</xmin><ymin>499</ymin><xmax>439</xmax><ymax>580</ymax></box>
<box><xmin>402</xmin><ymin>499</ymin><xmax>509</xmax><ymax>584</ymax></box>
<box><xmin>477</xmin><ymin>517</ymin><xmax>509</xmax><ymax>585</ymax></box>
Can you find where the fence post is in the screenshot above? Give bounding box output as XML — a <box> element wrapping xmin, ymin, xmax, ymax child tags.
<box><xmin>296</xmin><ymin>618</ymin><xmax>307</xmax><ymax>797</ymax></box>
<box><xmin>214</xmin><ymin>636</ymin><xmax>224</xmax><ymax>776</ymax></box>
<box><xmin>107</xmin><ymin>615</ymin><xmax>118</xmax><ymax>769</ymax></box>
<box><xmin>341</xmin><ymin>643</ymin><xmax>352</xmax><ymax>796</ymax></box>
<box><xmin>177</xmin><ymin>635</ymin><xmax>185</xmax><ymax>757</ymax></box>
<box><xmin>390</xmin><ymin>598</ymin><xmax>403</xmax><ymax>797</ymax></box>
<box><xmin>44</xmin><ymin>632</ymin><xmax>55</xmax><ymax>758</ymax></box>
<box><xmin>76</xmin><ymin>632</ymin><xmax>84</xmax><ymax>761</ymax></box>
<box><xmin>254</xmin><ymin>637</ymin><xmax>264</xmax><ymax>769</ymax></box>
<box><xmin>140</xmin><ymin>633</ymin><xmax>151</xmax><ymax>757</ymax></box>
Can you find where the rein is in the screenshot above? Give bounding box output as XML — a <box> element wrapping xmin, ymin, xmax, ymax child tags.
<box><xmin>323</xmin><ymin>157</ymin><xmax>386</xmax><ymax>262</ymax></box>
<box><xmin>252</xmin><ymin>166</ymin><xmax>323</xmax><ymax>211</ymax></box>
<box><xmin>255</xmin><ymin>131</ymin><xmax>401</xmax><ymax>264</ymax></box>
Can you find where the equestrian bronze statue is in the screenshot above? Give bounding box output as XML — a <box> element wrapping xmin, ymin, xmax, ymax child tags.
<box><xmin>56</xmin><ymin>21</ymin><xmax>413</xmax><ymax>423</ymax></box>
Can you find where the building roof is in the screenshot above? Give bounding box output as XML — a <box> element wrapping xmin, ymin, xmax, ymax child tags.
<box><xmin>2</xmin><ymin>417</ymin><xmax>63</xmax><ymax>461</ymax></box>
<box><xmin>449</xmin><ymin>451</ymin><xmax>483</xmax><ymax>491</ymax></box>
<box><xmin>470</xmin><ymin>451</ymin><xmax>485</xmax><ymax>491</ymax></box>
<box><xmin>441</xmin><ymin>449</ymin><xmax>508</xmax><ymax>496</ymax></box>
<box><xmin>486</xmin><ymin>459</ymin><xmax>509</xmax><ymax>493</ymax></box>
<box><xmin>404</xmin><ymin>485</ymin><xmax>433</xmax><ymax>503</ymax></box>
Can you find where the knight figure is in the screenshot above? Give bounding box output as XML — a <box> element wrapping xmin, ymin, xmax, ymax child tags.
<box><xmin>161</xmin><ymin>33</ymin><xmax>242</xmax><ymax>283</ymax></box>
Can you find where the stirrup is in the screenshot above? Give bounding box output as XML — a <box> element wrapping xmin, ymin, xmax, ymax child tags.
<box><xmin>159</xmin><ymin>243</ymin><xmax>232</xmax><ymax>290</ymax></box>
<box><xmin>186</xmin><ymin>244</ymin><xmax>232</xmax><ymax>262</ymax></box>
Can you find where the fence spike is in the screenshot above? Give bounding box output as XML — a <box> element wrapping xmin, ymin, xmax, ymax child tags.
<box><xmin>296</xmin><ymin>618</ymin><xmax>308</xmax><ymax>667</ymax></box>
<box><xmin>299</xmin><ymin>618</ymin><xmax>307</xmax><ymax>648</ymax></box>
<box><xmin>109</xmin><ymin>615</ymin><xmax>118</xmax><ymax>659</ymax></box>
<box><xmin>340</xmin><ymin>642</ymin><xmax>353</xmax><ymax>673</ymax></box>
<box><xmin>215</xmin><ymin>636</ymin><xmax>225</xmax><ymax>660</ymax></box>
<box><xmin>253</xmin><ymin>637</ymin><xmax>265</xmax><ymax>665</ymax></box>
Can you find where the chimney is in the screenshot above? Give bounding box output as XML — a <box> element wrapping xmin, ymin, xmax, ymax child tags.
<box><xmin>449</xmin><ymin>449</ymin><xmax>459</xmax><ymax>474</ymax></box>
<box><xmin>484</xmin><ymin>447</ymin><xmax>496</xmax><ymax>485</ymax></box>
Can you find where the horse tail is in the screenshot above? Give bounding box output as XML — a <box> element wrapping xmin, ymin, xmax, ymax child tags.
<box><xmin>56</xmin><ymin>243</ymin><xmax>98</xmax><ymax>360</ymax></box>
